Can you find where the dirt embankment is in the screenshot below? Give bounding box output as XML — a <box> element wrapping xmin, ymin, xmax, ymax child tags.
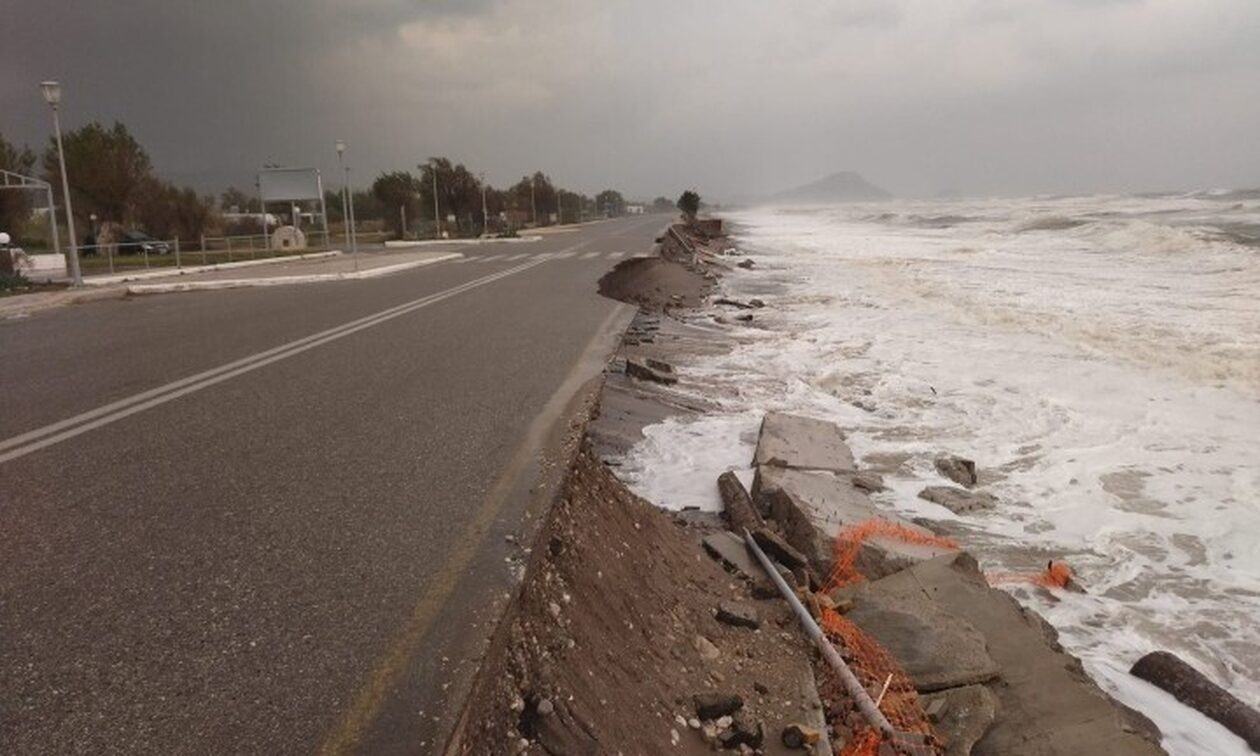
<box><xmin>597</xmin><ymin>221</ymin><xmax>722</xmax><ymax>312</ymax></box>
<box><xmin>450</xmin><ymin>445</ymin><xmax>822</xmax><ymax>755</ymax></box>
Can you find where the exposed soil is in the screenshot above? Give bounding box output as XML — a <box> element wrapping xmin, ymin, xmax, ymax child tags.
<box><xmin>597</xmin><ymin>256</ymin><xmax>714</xmax><ymax>311</ymax></box>
<box><xmin>449</xmin><ymin>445</ymin><xmax>825</xmax><ymax>755</ymax></box>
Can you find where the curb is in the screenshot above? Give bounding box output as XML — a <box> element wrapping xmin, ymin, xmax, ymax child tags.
<box><xmin>83</xmin><ymin>250</ymin><xmax>344</xmax><ymax>286</ymax></box>
<box><xmin>126</xmin><ymin>253</ymin><xmax>462</xmax><ymax>295</ymax></box>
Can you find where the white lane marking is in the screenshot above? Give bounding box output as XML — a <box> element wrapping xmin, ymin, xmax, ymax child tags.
<box><xmin>552</xmin><ymin>251</ymin><xmax>577</xmax><ymax>259</ymax></box>
<box><xmin>1</xmin><ymin>259</ymin><xmax>550</xmax><ymax>464</ymax></box>
<box><xmin>503</xmin><ymin>253</ymin><xmax>529</xmax><ymax>262</ymax></box>
<box><xmin>607</xmin><ymin>251</ymin><xmax>625</xmax><ymax>259</ymax></box>
<box><xmin>580</xmin><ymin>251</ymin><xmax>601</xmax><ymax>260</ymax></box>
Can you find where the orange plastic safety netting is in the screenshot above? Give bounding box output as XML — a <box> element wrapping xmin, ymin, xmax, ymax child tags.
<box><xmin>813</xmin><ymin>520</ymin><xmax>961</xmax><ymax>756</ymax></box>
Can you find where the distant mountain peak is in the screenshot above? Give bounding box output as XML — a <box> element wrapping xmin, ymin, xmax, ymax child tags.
<box><xmin>766</xmin><ymin>171</ymin><xmax>891</xmax><ymax>204</ymax></box>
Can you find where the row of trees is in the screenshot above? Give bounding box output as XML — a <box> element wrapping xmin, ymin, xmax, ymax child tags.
<box><xmin>364</xmin><ymin>160</ymin><xmax>636</xmax><ymax>238</ymax></box>
<box><xmin>2</xmin><ymin>121</ymin><xmax>676</xmax><ymax>247</ymax></box>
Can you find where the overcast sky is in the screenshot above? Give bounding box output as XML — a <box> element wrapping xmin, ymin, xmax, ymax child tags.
<box><xmin>2</xmin><ymin>0</ymin><xmax>1258</xmax><ymax>200</ymax></box>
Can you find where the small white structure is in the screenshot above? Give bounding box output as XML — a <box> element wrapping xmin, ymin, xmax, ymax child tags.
<box><xmin>15</xmin><ymin>252</ymin><xmax>68</xmax><ymax>282</ymax></box>
<box><xmin>270</xmin><ymin>225</ymin><xmax>307</xmax><ymax>250</ymax></box>
<box><xmin>625</xmin><ymin>204</ymin><xmax>645</xmax><ymax>215</ymax></box>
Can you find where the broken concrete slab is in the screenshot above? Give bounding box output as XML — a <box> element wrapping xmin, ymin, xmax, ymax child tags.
<box><xmin>844</xmin><ymin>580</ymin><xmax>1000</xmax><ymax>693</ymax></box>
<box><xmin>919</xmin><ymin>485</ymin><xmax>997</xmax><ymax>515</ymax></box>
<box><xmin>849</xmin><ymin>471</ymin><xmax>886</xmax><ymax>493</ymax></box>
<box><xmin>625</xmin><ymin>356</ymin><xmax>678</xmax><ymax>385</ymax></box>
<box><xmin>701</xmin><ymin>531</ymin><xmax>761</xmax><ymax>582</ymax></box>
<box><xmin>935</xmin><ymin>455</ymin><xmax>978</xmax><ymax>488</ymax></box>
<box><xmin>795</xmin><ymin>668</ymin><xmax>835</xmax><ymax>756</ymax></box>
<box><xmin>718</xmin><ymin>471</ymin><xmax>765</xmax><ymax>532</ymax></box>
<box><xmin>920</xmin><ymin>684</ymin><xmax>999</xmax><ymax>756</ymax></box>
<box><xmin>754</xmin><ymin>466</ymin><xmax>956</xmax><ymax>581</ymax></box>
<box><xmin>753</xmin><ymin>412</ymin><xmax>856</xmax><ymax>473</ymax></box>
<box><xmin>751</xmin><ymin>528</ymin><xmax>809</xmax><ymax>571</ymax></box>
<box><xmin>846</xmin><ymin>553</ymin><xmax>1164</xmax><ymax>755</ymax></box>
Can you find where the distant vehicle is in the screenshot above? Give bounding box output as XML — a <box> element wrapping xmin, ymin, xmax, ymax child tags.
<box><xmin>117</xmin><ymin>230</ymin><xmax>170</xmax><ymax>255</ymax></box>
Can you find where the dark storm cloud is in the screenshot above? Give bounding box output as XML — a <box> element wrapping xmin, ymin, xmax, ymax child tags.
<box><xmin>2</xmin><ymin>0</ymin><xmax>1258</xmax><ymax>200</ymax></box>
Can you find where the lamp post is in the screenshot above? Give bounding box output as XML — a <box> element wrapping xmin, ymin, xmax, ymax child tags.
<box><xmin>556</xmin><ymin>188</ymin><xmax>563</xmax><ymax>226</ymax></box>
<box><xmin>430</xmin><ymin>160</ymin><xmax>441</xmax><ymax>240</ymax></box>
<box><xmin>530</xmin><ymin>175</ymin><xmax>538</xmax><ymax>227</ymax></box>
<box><xmin>479</xmin><ymin>172</ymin><xmax>488</xmax><ymax>236</ymax></box>
<box><xmin>335</xmin><ymin>139</ymin><xmax>357</xmax><ymax>269</ymax></box>
<box><xmin>41</xmin><ymin>81</ymin><xmax>82</xmax><ymax>286</ymax></box>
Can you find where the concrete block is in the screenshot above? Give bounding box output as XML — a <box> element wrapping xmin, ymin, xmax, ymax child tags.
<box><xmin>753</xmin><ymin>466</ymin><xmax>955</xmax><ymax>580</ymax></box>
<box><xmin>753</xmin><ymin>412</ymin><xmax>855</xmax><ymax>473</ymax></box>
<box><xmin>848</xmin><ymin>553</ymin><xmax>1164</xmax><ymax>755</ymax></box>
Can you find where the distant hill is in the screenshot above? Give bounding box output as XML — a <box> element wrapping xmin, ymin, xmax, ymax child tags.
<box><xmin>766</xmin><ymin>171</ymin><xmax>891</xmax><ymax>204</ymax></box>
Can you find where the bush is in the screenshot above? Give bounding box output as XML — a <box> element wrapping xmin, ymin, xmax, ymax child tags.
<box><xmin>1</xmin><ymin>270</ymin><xmax>29</xmax><ymax>293</ymax></box>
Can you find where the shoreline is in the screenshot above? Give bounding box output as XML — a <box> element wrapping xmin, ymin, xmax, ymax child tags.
<box><xmin>444</xmin><ymin>219</ymin><xmax>1208</xmax><ymax>754</ymax></box>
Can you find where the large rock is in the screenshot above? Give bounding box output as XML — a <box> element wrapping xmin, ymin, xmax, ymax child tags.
<box><xmin>753</xmin><ymin>412</ymin><xmax>856</xmax><ymax>473</ymax></box>
<box><xmin>841</xmin><ymin>553</ymin><xmax>1164</xmax><ymax>755</ymax></box>
<box><xmin>919</xmin><ymin>486</ymin><xmax>996</xmax><ymax>515</ymax></box>
<box><xmin>694</xmin><ymin>692</ymin><xmax>743</xmax><ymax>720</ymax></box>
<box><xmin>754</xmin><ymin>466</ymin><xmax>956</xmax><ymax>580</ymax></box>
<box><xmin>935</xmin><ymin>455</ymin><xmax>978</xmax><ymax>488</ymax></box>
<box><xmin>1131</xmin><ymin>651</ymin><xmax>1260</xmax><ymax>751</ymax></box>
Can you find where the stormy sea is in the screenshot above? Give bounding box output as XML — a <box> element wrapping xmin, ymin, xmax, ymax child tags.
<box><xmin>618</xmin><ymin>190</ymin><xmax>1260</xmax><ymax>755</ymax></box>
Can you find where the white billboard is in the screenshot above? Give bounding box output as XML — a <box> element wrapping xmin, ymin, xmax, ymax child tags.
<box><xmin>258</xmin><ymin>168</ymin><xmax>321</xmax><ymax>202</ymax></box>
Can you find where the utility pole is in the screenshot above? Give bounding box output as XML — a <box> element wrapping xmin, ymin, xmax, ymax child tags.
<box><xmin>40</xmin><ymin>81</ymin><xmax>82</xmax><ymax>286</ymax></box>
<box><xmin>400</xmin><ymin>204</ymin><xmax>407</xmax><ymax>239</ymax></box>
<box><xmin>556</xmin><ymin>189</ymin><xmax>563</xmax><ymax>226</ymax></box>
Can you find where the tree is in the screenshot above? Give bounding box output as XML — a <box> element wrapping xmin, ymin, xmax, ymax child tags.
<box><xmin>651</xmin><ymin>196</ymin><xmax>673</xmax><ymax>213</ymax></box>
<box><xmin>558</xmin><ymin>190</ymin><xmax>585</xmax><ymax>223</ymax></box>
<box><xmin>419</xmin><ymin>158</ymin><xmax>483</xmax><ymax>233</ymax></box>
<box><xmin>595</xmin><ymin>189</ymin><xmax>626</xmax><ymax>218</ymax></box>
<box><xmin>42</xmin><ymin>121</ymin><xmax>152</xmax><ymax>228</ymax></box>
<box><xmin>371</xmin><ymin>171</ymin><xmax>420</xmax><ymax>237</ymax></box>
<box><xmin>0</xmin><ymin>132</ymin><xmax>38</xmax><ymax>232</ymax></box>
<box><xmin>677</xmin><ymin>190</ymin><xmax>701</xmax><ymax>220</ymax></box>
<box><xmin>508</xmin><ymin>172</ymin><xmax>556</xmax><ymax>225</ymax></box>
<box><xmin>220</xmin><ymin>186</ymin><xmax>259</xmax><ymax>213</ymax></box>
<box><xmin>134</xmin><ymin>177</ymin><xmax>217</xmax><ymax>241</ymax></box>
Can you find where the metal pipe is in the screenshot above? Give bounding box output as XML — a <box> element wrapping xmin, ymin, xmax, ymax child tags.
<box><xmin>742</xmin><ymin>528</ymin><xmax>897</xmax><ymax>739</ymax></box>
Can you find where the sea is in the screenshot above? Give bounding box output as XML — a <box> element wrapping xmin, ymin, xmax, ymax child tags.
<box><xmin>615</xmin><ymin>190</ymin><xmax>1260</xmax><ymax>755</ymax></box>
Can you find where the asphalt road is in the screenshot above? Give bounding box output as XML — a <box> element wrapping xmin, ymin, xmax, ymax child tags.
<box><xmin>0</xmin><ymin>217</ymin><xmax>662</xmax><ymax>755</ymax></box>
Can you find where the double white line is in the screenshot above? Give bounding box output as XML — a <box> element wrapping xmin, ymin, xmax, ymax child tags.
<box><xmin>0</xmin><ymin>258</ymin><xmax>549</xmax><ymax>465</ymax></box>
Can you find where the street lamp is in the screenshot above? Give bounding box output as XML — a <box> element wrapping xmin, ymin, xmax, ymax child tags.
<box><xmin>430</xmin><ymin>159</ymin><xmax>441</xmax><ymax>240</ymax></box>
<box><xmin>479</xmin><ymin>172</ymin><xmax>488</xmax><ymax>237</ymax></box>
<box><xmin>41</xmin><ymin>81</ymin><xmax>82</xmax><ymax>286</ymax></box>
<box><xmin>335</xmin><ymin>139</ymin><xmax>358</xmax><ymax>267</ymax></box>
<box><xmin>530</xmin><ymin>174</ymin><xmax>538</xmax><ymax>227</ymax></box>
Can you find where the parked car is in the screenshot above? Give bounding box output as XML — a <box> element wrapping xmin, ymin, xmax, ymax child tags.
<box><xmin>117</xmin><ymin>230</ymin><xmax>170</xmax><ymax>255</ymax></box>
